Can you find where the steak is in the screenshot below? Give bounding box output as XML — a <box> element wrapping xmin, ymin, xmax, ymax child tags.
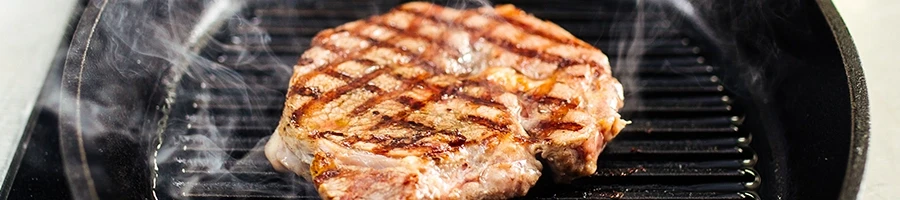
<box><xmin>265</xmin><ymin>2</ymin><xmax>626</xmax><ymax>199</ymax></box>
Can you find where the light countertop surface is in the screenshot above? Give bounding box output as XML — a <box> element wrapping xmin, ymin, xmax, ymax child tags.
<box><xmin>0</xmin><ymin>0</ymin><xmax>77</xmax><ymax>185</ymax></box>
<box><xmin>832</xmin><ymin>0</ymin><xmax>900</xmax><ymax>199</ymax></box>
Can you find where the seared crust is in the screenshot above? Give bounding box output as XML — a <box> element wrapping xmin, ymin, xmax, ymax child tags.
<box><xmin>265</xmin><ymin>2</ymin><xmax>626</xmax><ymax>199</ymax></box>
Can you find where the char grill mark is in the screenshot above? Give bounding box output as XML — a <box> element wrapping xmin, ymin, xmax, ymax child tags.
<box><xmin>366</xmin><ymin>83</ymin><xmax>450</xmax><ymax>131</ymax></box>
<box><xmin>524</xmin><ymin>79</ymin><xmax>584</xmax><ymax>135</ymax></box>
<box><xmin>455</xmin><ymin>94</ymin><xmax>506</xmax><ymax>110</ymax></box>
<box><xmin>479</xmin><ymin>8</ymin><xmax>592</xmax><ymax>49</ymax></box>
<box><xmin>298</xmin><ymin>57</ymin><xmax>314</xmax><ymax>65</ymax></box>
<box><xmin>362</xmin><ymin>85</ymin><xmax>383</xmax><ymax>94</ymax></box>
<box><xmin>457</xmin><ymin>80</ymin><xmax>509</xmax><ymax>110</ymax></box>
<box><xmin>315</xmin><ymin>131</ymin><xmax>346</xmax><ymax>138</ymax></box>
<box><xmin>531</xmin><ymin>95</ymin><xmax>572</xmax><ymax>107</ymax></box>
<box><xmin>343</xmin><ymin>16</ymin><xmax>446</xmax><ymax>116</ymax></box>
<box><xmin>394</xmin><ymin>121</ymin><xmax>468</xmax><ymax>149</ymax></box>
<box><xmin>264</xmin><ymin>3</ymin><xmax>630</xmax><ymax>199</ymax></box>
<box><xmin>535</xmin><ymin>121</ymin><xmax>584</xmax><ymax>137</ymax></box>
<box><xmin>369</xmin><ymin>15</ymin><xmax>460</xmax><ymax>60</ymax></box>
<box><xmin>395</xmin><ymin>96</ymin><xmax>429</xmax><ymax>110</ymax></box>
<box><xmin>290</xmin><ymin>56</ymin><xmax>389</xmax><ymax>120</ymax></box>
<box><xmin>349</xmin><ymin>71</ymin><xmax>431</xmax><ymax>116</ymax></box>
<box><xmin>286</xmin><ymin>27</ymin><xmax>378</xmax><ymax>97</ymax></box>
<box><xmin>397</xmin><ymin>6</ymin><xmax>600</xmax><ymax>69</ymax></box>
<box><xmin>288</xmin><ymin>19</ymin><xmax>435</xmax><ymax>124</ymax></box>
<box><xmin>294</xmin><ymin>87</ymin><xmax>321</xmax><ymax>98</ymax></box>
<box><xmin>302</xmin><ymin>7</ymin><xmax>584</xmax><ymax>136</ymax></box>
<box><xmin>465</xmin><ymin>115</ymin><xmax>510</xmax><ymax>133</ymax></box>
<box><xmin>313</xmin><ymin>170</ymin><xmax>341</xmax><ymax>185</ymax></box>
<box><xmin>323</xmin><ymin>120</ymin><xmax>467</xmax><ymax>156</ymax></box>
<box><xmin>362</xmin><ymin>17</ymin><xmax>442</xmax><ymax>66</ymax></box>
<box><xmin>535</xmin><ymin>97</ymin><xmax>582</xmax><ymax>136</ymax></box>
<box><xmin>359</xmin><ymin>15</ymin><xmax>516</xmax><ymax>112</ymax></box>
<box><xmin>288</xmin><ymin>14</ymin><xmax>519</xmax><ymax>130</ymax></box>
<box><xmin>287</xmin><ymin>6</ymin><xmax>590</xmax><ymax>142</ymax></box>
<box><xmin>321</xmin><ymin>68</ymin><xmax>354</xmax><ymax>82</ymax></box>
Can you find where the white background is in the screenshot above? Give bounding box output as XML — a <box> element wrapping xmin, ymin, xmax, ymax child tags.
<box><xmin>0</xmin><ymin>0</ymin><xmax>76</xmax><ymax>184</ymax></box>
<box><xmin>0</xmin><ymin>0</ymin><xmax>897</xmax><ymax>199</ymax></box>
<box><xmin>832</xmin><ymin>0</ymin><xmax>900</xmax><ymax>199</ymax></box>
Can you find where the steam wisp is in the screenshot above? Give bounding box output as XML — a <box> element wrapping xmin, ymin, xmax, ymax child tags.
<box><xmin>50</xmin><ymin>0</ymin><xmax>743</xmax><ymax>199</ymax></box>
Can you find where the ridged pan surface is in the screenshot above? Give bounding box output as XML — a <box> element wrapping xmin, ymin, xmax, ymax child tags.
<box><xmin>157</xmin><ymin>1</ymin><xmax>760</xmax><ymax>199</ymax></box>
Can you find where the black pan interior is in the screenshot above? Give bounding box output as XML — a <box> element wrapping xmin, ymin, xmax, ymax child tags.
<box><xmin>2</xmin><ymin>0</ymin><xmax>861</xmax><ymax>200</ymax></box>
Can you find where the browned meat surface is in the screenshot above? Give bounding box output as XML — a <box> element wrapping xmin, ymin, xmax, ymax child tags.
<box><xmin>265</xmin><ymin>2</ymin><xmax>626</xmax><ymax>199</ymax></box>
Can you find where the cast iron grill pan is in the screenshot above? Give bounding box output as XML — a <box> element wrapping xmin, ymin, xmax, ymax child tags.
<box><xmin>157</xmin><ymin>1</ymin><xmax>760</xmax><ymax>199</ymax></box>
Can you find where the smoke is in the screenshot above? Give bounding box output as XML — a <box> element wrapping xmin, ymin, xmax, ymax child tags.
<box><xmin>664</xmin><ymin>1</ymin><xmax>826</xmax><ymax>199</ymax></box>
<box><xmin>605</xmin><ymin>0</ymin><xmax>695</xmax><ymax>117</ymax></box>
<box><xmin>54</xmin><ymin>0</ymin><xmax>659</xmax><ymax>199</ymax></box>
<box><xmin>51</xmin><ymin>0</ymin><xmax>307</xmax><ymax>199</ymax></box>
<box><xmin>610</xmin><ymin>0</ymin><xmax>650</xmax><ymax>102</ymax></box>
<box><xmin>443</xmin><ymin>0</ymin><xmax>493</xmax><ymax>9</ymax></box>
<box><xmin>143</xmin><ymin>0</ymin><xmax>311</xmax><ymax>199</ymax></box>
<box><xmin>50</xmin><ymin>0</ymin><xmax>769</xmax><ymax>199</ymax></box>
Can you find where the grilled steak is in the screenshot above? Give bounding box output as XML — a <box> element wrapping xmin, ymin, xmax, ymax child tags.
<box><xmin>265</xmin><ymin>2</ymin><xmax>626</xmax><ymax>199</ymax></box>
